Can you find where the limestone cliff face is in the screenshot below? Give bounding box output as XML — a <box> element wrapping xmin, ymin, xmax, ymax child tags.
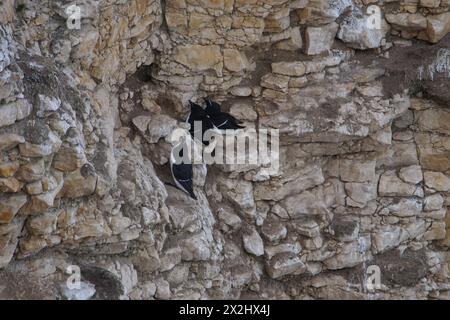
<box><xmin>0</xmin><ymin>0</ymin><xmax>449</xmax><ymax>299</ymax></box>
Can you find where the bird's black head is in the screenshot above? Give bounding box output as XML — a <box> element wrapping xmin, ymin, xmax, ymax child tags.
<box><xmin>189</xmin><ymin>191</ymin><xmax>198</xmax><ymax>200</ymax></box>
<box><xmin>189</xmin><ymin>100</ymin><xmax>205</xmax><ymax>115</ymax></box>
<box><xmin>204</xmin><ymin>98</ymin><xmax>221</xmax><ymax>114</ymax></box>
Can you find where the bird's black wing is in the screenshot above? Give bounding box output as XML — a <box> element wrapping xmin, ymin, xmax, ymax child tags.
<box><xmin>205</xmin><ymin>99</ymin><xmax>243</xmax><ymax>124</ymax></box>
<box><xmin>212</xmin><ymin>113</ymin><xmax>245</xmax><ymax>130</ymax></box>
<box><xmin>209</xmin><ymin>113</ymin><xmax>228</xmax><ymax>128</ymax></box>
<box><xmin>172</xmin><ymin>162</ymin><xmax>192</xmax><ymax>179</ymax></box>
<box><xmin>176</xmin><ymin>177</ymin><xmax>196</xmax><ymax>199</ymax></box>
<box><xmin>228</xmin><ymin>114</ymin><xmax>244</xmax><ymax>125</ymax></box>
<box><xmin>189</xmin><ymin>116</ymin><xmax>215</xmax><ymax>145</ymax></box>
<box><xmin>190</xmin><ymin>101</ymin><xmax>206</xmax><ymax>115</ymax></box>
<box><xmin>171</xmin><ymin>163</ymin><xmax>197</xmax><ymax>199</ymax></box>
<box><xmin>204</xmin><ymin>99</ymin><xmax>221</xmax><ymax>114</ymax></box>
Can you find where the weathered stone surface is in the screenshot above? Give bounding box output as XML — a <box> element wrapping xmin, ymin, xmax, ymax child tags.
<box><xmin>0</xmin><ymin>134</ymin><xmax>25</xmax><ymax>151</ymax></box>
<box><xmin>271</xmin><ymin>61</ymin><xmax>306</xmax><ymax>77</ymax></box>
<box><xmin>219</xmin><ymin>178</ymin><xmax>255</xmax><ymax>210</ymax></box>
<box><xmin>424</xmin><ymin>171</ymin><xmax>450</xmax><ymax>191</ymax></box>
<box><xmin>260</xmin><ymin>73</ymin><xmax>290</xmax><ymax>92</ymax></box>
<box><xmin>337</xmin><ymin>7</ymin><xmax>389</xmax><ymax>49</ymax></box>
<box><xmin>264</xmin><ymin>8</ymin><xmax>290</xmax><ymax>33</ymax></box>
<box><xmin>420</xmin><ymin>0</ymin><xmax>441</xmax><ymax>7</ymax></box>
<box><xmin>147</xmin><ymin>115</ymin><xmax>177</xmax><ymax>143</ymax></box>
<box><xmin>0</xmin><ymin>0</ymin><xmax>448</xmax><ymax>301</ymax></box>
<box><xmin>243</xmin><ymin>228</ymin><xmax>264</xmax><ymax>257</ymax></box>
<box><xmin>324</xmin><ymin>236</ymin><xmax>371</xmax><ymax>270</ymax></box>
<box><xmin>174</xmin><ymin>45</ymin><xmax>222</xmax><ymax>75</ymax></box>
<box><xmin>293</xmin><ymin>220</ymin><xmax>320</xmax><ymax>238</ymax></box>
<box><xmin>283</xmin><ymin>188</ymin><xmax>328</xmax><ymax>218</ymax></box>
<box><xmin>230</xmin><ymin>87</ymin><xmax>252</xmax><ymax>97</ymax></box>
<box><xmin>261</xmin><ymin>220</ymin><xmax>287</xmax><ymax>243</ymax></box>
<box><xmin>19</xmin><ymin>132</ymin><xmax>62</xmax><ymax>158</ymax></box>
<box><xmin>36</xmin><ymin>95</ymin><xmax>61</xmax><ymax>117</ymax></box>
<box><xmin>299</xmin><ymin>0</ymin><xmax>350</xmax><ymax>24</ymax></box>
<box><xmin>424</xmin><ymin>194</ymin><xmax>444</xmax><ymax>211</ymax></box>
<box><xmin>27</xmin><ymin>181</ymin><xmax>63</xmax><ymax>214</ymax></box>
<box><xmin>73</xmin><ymin>219</ymin><xmax>112</xmax><ymax>240</ymax></box>
<box><xmin>274</xmin><ymin>27</ymin><xmax>303</xmax><ymax>50</ymax></box>
<box><xmin>424</xmin><ymin>13</ymin><xmax>450</xmax><ymax>43</ymax></box>
<box><xmin>372</xmin><ymin>226</ymin><xmax>405</xmax><ymax>254</ymax></box>
<box><xmin>155</xmin><ymin>279</ymin><xmax>171</xmax><ymax>300</ymax></box>
<box><xmin>385</xmin><ymin>13</ymin><xmax>427</xmax><ymax>31</ymax></box>
<box><xmin>415</xmin><ymin>133</ymin><xmax>450</xmax><ymax>172</ymax></box>
<box><xmin>180</xmin><ymin>233</ymin><xmax>211</xmax><ymax>261</ymax></box>
<box><xmin>345</xmin><ymin>181</ymin><xmax>377</xmax><ymax>207</ymax></box>
<box><xmin>15</xmin><ymin>159</ymin><xmax>46</xmax><ymax>182</ymax></box>
<box><xmin>254</xmin><ymin>164</ymin><xmax>325</xmax><ymax>201</ymax></box>
<box><xmin>132</xmin><ymin>115</ymin><xmax>152</xmax><ymax>134</ymax></box>
<box><xmin>229</xmin><ymin>103</ymin><xmax>257</xmax><ymax>121</ymax></box>
<box><xmin>0</xmin><ymin>0</ymin><xmax>14</xmax><ymax>25</ymax></box>
<box><xmin>224</xmin><ymin>49</ymin><xmax>249</xmax><ymax>72</ymax></box>
<box><xmin>423</xmin><ymin>222</ymin><xmax>446</xmax><ymax>240</ymax></box>
<box><xmin>0</xmin><ymin>177</ymin><xmax>23</xmax><ymax>193</ymax></box>
<box><xmin>289</xmin><ymin>76</ymin><xmax>308</xmax><ymax>88</ymax></box>
<box><xmin>304</xmin><ymin>22</ymin><xmax>338</xmax><ymax>55</ymax></box>
<box><xmin>53</xmin><ymin>143</ymin><xmax>87</xmax><ymax>172</ymax></box>
<box><xmin>264</xmin><ymin>242</ymin><xmax>302</xmax><ymax>260</ymax></box>
<box><xmin>218</xmin><ymin>208</ymin><xmax>242</xmax><ymax>231</ymax></box>
<box><xmin>265</xmin><ymin>253</ymin><xmax>306</xmax><ymax>279</ymax></box>
<box><xmin>330</xmin><ymin>217</ymin><xmax>360</xmax><ymax>242</ymax></box>
<box><xmin>371</xmin><ymin>249</ymin><xmax>428</xmax><ymax>287</ymax></box>
<box><xmin>379</xmin><ymin>171</ymin><xmax>417</xmax><ymax>197</ymax></box>
<box><xmin>377</xmin><ymin>141</ymin><xmax>419</xmax><ymax>168</ymax></box>
<box><xmin>340</xmin><ymin>160</ymin><xmax>375</xmax><ymax>183</ymax></box>
<box><xmin>399</xmin><ymin>165</ymin><xmax>423</xmax><ymax>184</ymax></box>
<box><xmin>0</xmin><ymin>194</ymin><xmax>27</xmax><ymax>224</ymax></box>
<box><xmin>387</xmin><ymin>198</ymin><xmax>422</xmax><ymax>217</ymax></box>
<box><xmin>27</xmin><ymin>210</ymin><xmax>59</xmax><ymax>235</ymax></box>
<box><xmin>0</xmin><ymin>100</ymin><xmax>32</xmax><ymax>127</ymax></box>
<box><xmin>416</xmin><ymin>108</ymin><xmax>450</xmax><ymax>135</ymax></box>
<box><xmin>0</xmin><ymin>218</ymin><xmax>24</xmax><ymax>269</ymax></box>
<box><xmin>0</xmin><ymin>161</ymin><xmax>19</xmax><ymax>177</ymax></box>
<box><xmin>59</xmin><ymin>165</ymin><xmax>97</xmax><ymax>198</ymax></box>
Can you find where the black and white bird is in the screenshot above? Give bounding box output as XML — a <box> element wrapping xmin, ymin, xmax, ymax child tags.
<box><xmin>186</xmin><ymin>101</ymin><xmax>215</xmax><ymax>145</ymax></box>
<box><xmin>204</xmin><ymin>98</ymin><xmax>245</xmax><ymax>131</ymax></box>
<box><xmin>204</xmin><ymin>98</ymin><xmax>222</xmax><ymax>115</ymax></box>
<box><xmin>170</xmin><ymin>141</ymin><xmax>197</xmax><ymax>200</ymax></box>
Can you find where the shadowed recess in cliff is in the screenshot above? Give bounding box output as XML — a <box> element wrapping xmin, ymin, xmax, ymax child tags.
<box><xmin>379</xmin><ymin>34</ymin><xmax>450</xmax><ymax>103</ymax></box>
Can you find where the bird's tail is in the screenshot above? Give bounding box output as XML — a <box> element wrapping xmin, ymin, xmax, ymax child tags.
<box><xmin>189</xmin><ymin>191</ymin><xmax>198</xmax><ymax>200</ymax></box>
<box><xmin>164</xmin><ymin>182</ymin><xmax>197</xmax><ymax>200</ymax></box>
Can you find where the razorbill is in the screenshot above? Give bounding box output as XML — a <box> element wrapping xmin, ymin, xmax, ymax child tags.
<box><xmin>170</xmin><ymin>142</ymin><xmax>197</xmax><ymax>200</ymax></box>
<box><xmin>186</xmin><ymin>101</ymin><xmax>215</xmax><ymax>145</ymax></box>
<box><xmin>204</xmin><ymin>98</ymin><xmax>245</xmax><ymax>131</ymax></box>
